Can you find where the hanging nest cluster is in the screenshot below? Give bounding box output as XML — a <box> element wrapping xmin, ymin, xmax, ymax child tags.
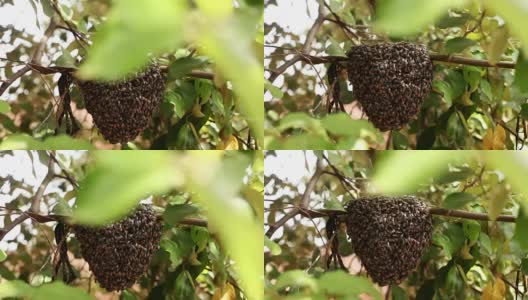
<box><xmin>73</xmin><ymin>204</ymin><xmax>162</xmax><ymax>291</ymax></box>
<box><xmin>346</xmin><ymin>42</ymin><xmax>433</xmax><ymax>131</ymax></box>
<box><xmin>345</xmin><ymin>196</ymin><xmax>433</xmax><ymax>285</ymax></box>
<box><xmin>76</xmin><ymin>64</ymin><xmax>165</xmax><ymax>144</ymax></box>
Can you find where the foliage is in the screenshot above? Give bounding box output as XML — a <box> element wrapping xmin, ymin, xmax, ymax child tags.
<box><xmin>264</xmin><ymin>0</ymin><xmax>528</xmax><ymax>149</ymax></box>
<box><xmin>0</xmin><ymin>150</ymin><xmax>263</xmax><ymax>299</ymax></box>
<box><xmin>265</xmin><ymin>150</ymin><xmax>528</xmax><ymax>299</ymax></box>
<box><xmin>0</xmin><ymin>0</ymin><xmax>263</xmax><ymax>149</ymax></box>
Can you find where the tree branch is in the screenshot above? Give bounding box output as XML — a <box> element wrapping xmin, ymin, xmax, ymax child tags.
<box><xmin>267</xmin><ymin>5</ymin><xmax>327</xmax><ymax>84</ymax></box>
<box><xmin>296</xmin><ymin>207</ymin><xmax>517</xmax><ymax>223</ymax></box>
<box><xmin>0</xmin><ymin>158</ymin><xmax>56</xmax><ymax>242</ymax></box>
<box><xmin>265</xmin><ymin>156</ymin><xmax>325</xmax><ymax>238</ymax></box>
<box><xmin>291</xmin><ymin>53</ymin><xmax>517</xmax><ymax>69</ymax></box>
<box><xmin>0</xmin><ymin>19</ymin><xmax>57</xmax><ymax>98</ymax></box>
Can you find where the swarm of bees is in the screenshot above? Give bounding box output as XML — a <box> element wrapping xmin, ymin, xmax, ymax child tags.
<box><xmin>73</xmin><ymin>204</ymin><xmax>162</xmax><ymax>291</ymax></box>
<box><xmin>76</xmin><ymin>64</ymin><xmax>165</xmax><ymax>144</ymax></box>
<box><xmin>345</xmin><ymin>196</ymin><xmax>433</xmax><ymax>285</ymax></box>
<box><xmin>347</xmin><ymin>42</ymin><xmax>433</xmax><ymax>131</ymax></box>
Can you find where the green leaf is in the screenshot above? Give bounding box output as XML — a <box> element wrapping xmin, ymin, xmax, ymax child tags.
<box><xmin>392</xmin><ymin>131</ymin><xmax>409</xmax><ymax>150</ymax></box>
<box><xmin>161</xmin><ymin>239</ymin><xmax>183</xmax><ymax>268</ymax></box>
<box><xmin>522</xmin><ymin>258</ymin><xmax>528</xmax><ymax>274</ymax></box>
<box><xmin>163</xmin><ymin>204</ymin><xmax>199</xmax><ymax>226</ymax></box>
<box><xmin>191</xmin><ymin>227</ymin><xmax>209</xmax><ymax>252</ymax></box>
<box><xmin>435</xmin><ymin>14</ymin><xmax>470</xmax><ymax>29</ymax></box>
<box><xmin>275</xmin><ymin>270</ymin><xmax>318</xmax><ymax>291</ymax></box>
<box><xmin>375</xmin><ymin>0</ymin><xmax>464</xmax><ymax>36</ymax></box>
<box><xmin>0</xmin><ymin>250</ymin><xmax>6</xmax><ymax>262</ymax></box>
<box><xmin>0</xmin><ymin>101</ymin><xmax>11</xmax><ymax>114</ymax></box>
<box><xmin>174</xmin><ymin>271</ymin><xmax>195</xmax><ymax>299</ymax></box>
<box><xmin>372</xmin><ymin>151</ymin><xmax>473</xmax><ymax>194</ymax></box>
<box><xmin>445</xmin><ymin>37</ymin><xmax>477</xmax><ymax>54</ymax></box>
<box><xmin>515</xmin><ymin>207</ymin><xmax>528</xmax><ymax>250</ymax></box>
<box><xmin>463</xmin><ymin>220</ymin><xmax>481</xmax><ymax>245</ymax></box>
<box><xmin>318</xmin><ymin>271</ymin><xmax>381</xmax><ymax>300</ymax></box>
<box><xmin>514</xmin><ymin>51</ymin><xmax>528</xmax><ymax>93</ymax></box>
<box><xmin>0</xmin><ymin>280</ymin><xmax>93</xmax><ymax>300</ymax></box>
<box><xmin>265</xmin><ymin>79</ymin><xmax>284</xmax><ymax>99</ymax></box>
<box><xmin>434</xmin><ymin>80</ymin><xmax>453</xmax><ymax>106</ymax></box>
<box><xmin>391</xmin><ymin>285</ymin><xmax>409</xmax><ymax>300</ymax></box>
<box><xmin>78</xmin><ymin>0</ymin><xmax>185</xmax><ymax>79</ymax></box>
<box><xmin>265</xmin><ymin>236</ymin><xmax>282</xmax><ymax>256</ymax></box>
<box><xmin>479</xmin><ymin>232</ymin><xmax>492</xmax><ymax>256</ymax></box>
<box><xmin>480</xmin><ymin>79</ymin><xmax>493</xmax><ymax>101</ymax></box>
<box><xmin>72</xmin><ymin>152</ymin><xmax>178</xmax><ymax>225</ymax></box>
<box><xmin>521</xmin><ymin>103</ymin><xmax>528</xmax><ymax>120</ymax></box>
<box><xmin>443</xmin><ymin>192</ymin><xmax>476</xmax><ymax>209</ymax></box>
<box><xmin>168</xmin><ymin>57</ymin><xmax>209</xmax><ymax>80</ymax></box>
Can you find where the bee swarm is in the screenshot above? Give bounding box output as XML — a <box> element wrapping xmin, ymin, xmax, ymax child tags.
<box><xmin>77</xmin><ymin>65</ymin><xmax>165</xmax><ymax>144</ymax></box>
<box><xmin>73</xmin><ymin>204</ymin><xmax>162</xmax><ymax>291</ymax></box>
<box><xmin>347</xmin><ymin>42</ymin><xmax>433</xmax><ymax>131</ymax></box>
<box><xmin>345</xmin><ymin>196</ymin><xmax>433</xmax><ymax>285</ymax></box>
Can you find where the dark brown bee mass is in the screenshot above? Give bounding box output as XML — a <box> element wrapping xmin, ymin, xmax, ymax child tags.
<box><xmin>77</xmin><ymin>65</ymin><xmax>165</xmax><ymax>144</ymax></box>
<box><xmin>345</xmin><ymin>196</ymin><xmax>433</xmax><ymax>286</ymax></box>
<box><xmin>347</xmin><ymin>43</ymin><xmax>433</xmax><ymax>131</ymax></box>
<box><xmin>73</xmin><ymin>204</ymin><xmax>162</xmax><ymax>291</ymax></box>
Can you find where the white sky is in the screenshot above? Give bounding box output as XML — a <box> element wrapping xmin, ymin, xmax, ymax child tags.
<box><xmin>264</xmin><ymin>0</ymin><xmax>327</xmax><ymax>102</ymax></box>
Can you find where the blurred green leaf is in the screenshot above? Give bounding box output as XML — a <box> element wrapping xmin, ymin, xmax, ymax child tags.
<box><xmin>514</xmin><ymin>51</ymin><xmax>528</xmax><ymax>93</ymax></box>
<box><xmin>78</xmin><ymin>0</ymin><xmax>185</xmax><ymax>79</ymax></box>
<box><xmin>372</xmin><ymin>151</ymin><xmax>473</xmax><ymax>194</ymax></box>
<box><xmin>0</xmin><ymin>250</ymin><xmax>6</xmax><ymax>262</ymax></box>
<box><xmin>435</xmin><ymin>14</ymin><xmax>470</xmax><ymax>29</ymax></box>
<box><xmin>195</xmin><ymin>11</ymin><xmax>263</xmax><ymax>145</ymax></box>
<box><xmin>0</xmin><ymin>134</ymin><xmax>94</xmax><ymax>150</ymax></box>
<box><xmin>443</xmin><ymin>192</ymin><xmax>476</xmax><ymax>209</ymax></box>
<box><xmin>73</xmin><ymin>152</ymin><xmax>178</xmax><ymax>225</ymax></box>
<box><xmin>445</xmin><ymin>37</ymin><xmax>477</xmax><ymax>54</ymax></box>
<box><xmin>321</xmin><ymin>113</ymin><xmax>379</xmax><ymax>140</ymax></box>
<box><xmin>0</xmin><ymin>101</ymin><xmax>11</xmax><ymax>114</ymax></box>
<box><xmin>318</xmin><ymin>271</ymin><xmax>381</xmax><ymax>300</ymax></box>
<box><xmin>391</xmin><ymin>285</ymin><xmax>409</xmax><ymax>300</ymax></box>
<box><xmin>0</xmin><ymin>280</ymin><xmax>93</xmax><ymax>300</ymax></box>
<box><xmin>275</xmin><ymin>270</ymin><xmax>318</xmax><ymax>291</ymax></box>
<box><xmin>375</xmin><ymin>0</ymin><xmax>463</xmax><ymax>36</ymax></box>
<box><xmin>181</xmin><ymin>152</ymin><xmax>262</xmax><ymax>300</ymax></box>
<box><xmin>515</xmin><ymin>207</ymin><xmax>528</xmax><ymax>250</ymax></box>
<box><xmin>483</xmin><ymin>0</ymin><xmax>528</xmax><ymax>54</ymax></box>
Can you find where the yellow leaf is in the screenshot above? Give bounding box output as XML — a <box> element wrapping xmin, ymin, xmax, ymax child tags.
<box><xmin>482</xmin><ymin>127</ymin><xmax>506</xmax><ymax>150</ymax></box>
<box><xmin>212</xmin><ymin>283</ymin><xmax>236</xmax><ymax>300</ymax></box>
<box><xmin>216</xmin><ymin>135</ymin><xmax>239</xmax><ymax>150</ymax></box>
<box><xmin>482</xmin><ymin>277</ymin><xmax>506</xmax><ymax>300</ymax></box>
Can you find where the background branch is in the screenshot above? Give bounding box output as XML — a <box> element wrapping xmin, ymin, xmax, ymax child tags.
<box><xmin>0</xmin><ymin>19</ymin><xmax>57</xmax><ymax>97</ymax></box>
